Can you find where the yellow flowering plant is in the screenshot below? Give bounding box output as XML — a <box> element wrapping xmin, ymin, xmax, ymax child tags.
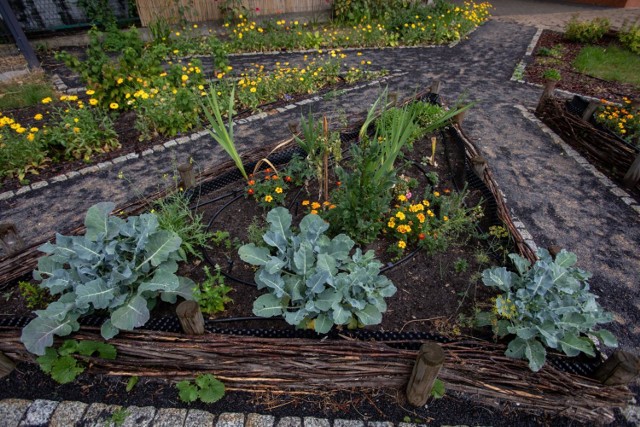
<box><xmin>0</xmin><ymin>114</ymin><xmax>49</xmax><ymax>181</ymax></box>
<box><xmin>594</xmin><ymin>97</ymin><xmax>640</xmax><ymax>146</ymax></box>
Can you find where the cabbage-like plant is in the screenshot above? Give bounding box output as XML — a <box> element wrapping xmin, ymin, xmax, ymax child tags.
<box><xmin>21</xmin><ymin>202</ymin><xmax>195</xmax><ymax>355</ymax></box>
<box><xmin>238</xmin><ymin>207</ymin><xmax>396</xmax><ymax>333</ymax></box>
<box><xmin>478</xmin><ymin>248</ymin><xmax>617</xmax><ymax>372</ymax></box>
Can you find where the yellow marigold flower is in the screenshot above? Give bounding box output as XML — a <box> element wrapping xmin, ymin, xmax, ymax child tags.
<box><xmin>217</xmin><ymin>73</ymin><xmax>224</xmax><ymax>79</ymax></box>
<box><xmin>68</xmin><ymin>95</ymin><xmax>78</xmax><ymax>101</ymax></box>
<box><xmin>264</xmin><ymin>195</ymin><xmax>273</xmax><ymax>203</ymax></box>
<box><xmin>30</xmin><ymin>127</ymin><xmax>38</xmax><ymax>132</ymax></box>
<box><xmin>417</xmin><ymin>213</ymin><xmax>426</xmax><ymax>223</ymax></box>
<box><xmin>73</xmin><ymin>127</ymin><xmax>80</xmax><ymax>133</ymax></box>
<box><xmin>434</xmin><ymin>191</ymin><xmax>440</xmax><ymax>197</ymax></box>
<box><xmin>275</xmin><ymin>187</ymin><xmax>283</xmax><ymax>194</ymax></box>
<box><xmin>86</xmin><ymin>89</ymin><xmax>95</xmax><ymax>95</ymax></box>
<box><xmin>41</xmin><ymin>97</ymin><xmax>52</xmax><ymax>104</ymax></box>
<box><xmin>250</xmin><ymin>87</ymin><xmax>257</xmax><ymax>93</ymax></box>
<box><xmin>422</xmin><ymin>200</ymin><xmax>430</xmax><ymax>207</ymax></box>
<box><xmin>427</xmin><ymin>210</ymin><xmax>435</xmax><ymax>217</ymax></box>
<box><xmin>60</xmin><ymin>95</ymin><xmax>68</xmax><ymax>101</ymax></box>
<box><xmin>311</xmin><ymin>202</ymin><xmax>321</xmax><ymax>210</ymax></box>
<box><xmin>395</xmin><ymin>211</ymin><xmax>406</xmax><ymax>221</ymax></box>
<box><xmin>89</xmin><ymin>98</ymin><xmax>99</xmax><ymax>106</ymax></box>
<box><xmin>397</xmin><ymin>194</ymin><xmax>407</xmax><ymax>202</ymax></box>
<box><xmin>193</xmin><ymin>24</ymin><xmax>198</xmax><ymax>28</ymax></box>
<box><xmin>181</xmin><ymin>75</ymin><xmax>188</xmax><ymax>82</ymax></box>
<box><xmin>26</xmin><ymin>133</ymin><xmax>35</xmax><ymax>141</ymax></box>
<box><xmin>398</xmin><ymin>241</ymin><xmax>406</xmax><ymax>249</ymax></box>
<box><xmin>16</xmin><ymin>127</ymin><xmax>26</xmax><ymax>134</ymax></box>
<box><xmin>302</xmin><ymin>200</ymin><xmax>310</xmax><ymax>206</ymax></box>
<box><xmin>388</xmin><ymin>220</ymin><xmax>395</xmax><ymax>228</ymax></box>
<box><xmin>443</xmin><ymin>216</ymin><xmax>449</xmax><ymax>221</ymax></box>
<box><xmin>117</xmin><ymin>78</ymin><xmax>124</xmax><ymax>84</ymax></box>
<box><xmin>109</xmin><ymin>102</ymin><xmax>119</xmax><ymax>110</ymax></box>
<box><xmin>34</xmin><ymin>114</ymin><xmax>43</xmax><ymax>120</ymax></box>
<box><xmin>175</xmin><ymin>31</ymin><xmax>181</xmax><ymax>36</ymax></box>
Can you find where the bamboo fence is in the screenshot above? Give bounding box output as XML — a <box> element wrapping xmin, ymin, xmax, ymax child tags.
<box><xmin>0</xmin><ymin>328</ymin><xmax>631</xmax><ymax>424</ymax></box>
<box><xmin>135</xmin><ymin>0</ymin><xmax>333</xmax><ymax>27</ymax></box>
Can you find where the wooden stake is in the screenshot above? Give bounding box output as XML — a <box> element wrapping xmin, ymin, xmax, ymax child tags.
<box><xmin>176</xmin><ymin>301</ymin><xmax>205</xmax><ymax>335</ymax></box>
<box><xmin>0</xmin><ymin>222</ymin><xmax>25</xmax><ymax>256</ymax></box>
<box><xmin>536</xmin><ymin>80</ymin><xmax>557</xmax><ymax>115</ymax></box>
<box><xmin>430</xmin><ymin>80</ymin><xmax>442</xmax><ymax>95</ymax></box>
<box><xmin>593</xmin><ymin>350</ymin><xmax>640</xmax><ymax>386</ymax></box>
<box><xmin>581</xmin><ymin>100</ymin><xmax>600</xmax><ymax>122</ymax></box>
<box><xmin>177</xmin><ymin>163</ymin><xmax>195</xmax><ymax>189</ymax></box>
<box><xmin>0</xmin><ymin>351</ymin><xmax>15</xmax><ymax>378</ymax></box>
<box><xmin>470</xmin><ymin>156</ymin><xmax>487</xmax><ymax>179</ymax></box>
<box><xmin>406</xmin><ymin>342</ymin><xmax>445</xmax><ymax>407</ymax></box>
<box><xmin>623</xmin><ymin>153</ymin><xmax>640</xmax><ymax>189</ymax></box>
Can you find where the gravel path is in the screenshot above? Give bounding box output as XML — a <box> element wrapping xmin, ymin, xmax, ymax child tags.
<box><xmin>1</xmin><ymin>12</ymin><xmax>640</xmax><ymax>426</ymax></box>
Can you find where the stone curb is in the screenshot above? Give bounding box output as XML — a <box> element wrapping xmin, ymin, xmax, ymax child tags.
<box><xmin>0</xmin><ymin>399</ymin><xmax>479</xmax><ymax>427</ymax></box>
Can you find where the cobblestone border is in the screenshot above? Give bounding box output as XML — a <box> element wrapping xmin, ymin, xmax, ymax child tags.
<box><xmin>0</xmin><ymin>72</ymin><xmax>405</xmax><ymax>202</ymax></box>
<box><xmin>516</xmin><ymin>104</ymin><xmax>640</xmax><ymax>217</ymax></box>
<box><xmin>0</xmin><ymin>399</ymin><xmax>442</xmax><ymax>427</ymax></box>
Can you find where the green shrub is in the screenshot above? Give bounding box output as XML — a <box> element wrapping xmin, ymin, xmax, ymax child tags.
<box><xmin>564</xmin><ymin>16</ymin><xmax>610</xmax><ymax>43</ymax></box>
<box><xmin>477</xmin><ymin>249</ymin><xmax>617</xmax><ymax>372</ymax></box>
<box><xmin>619</xmin><ymin>21</ymin><xmax>640</xmax><ymax>54</ymax></box>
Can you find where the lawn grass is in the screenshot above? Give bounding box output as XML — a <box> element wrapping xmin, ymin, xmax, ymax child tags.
<box><xmin>0</xmin><ymin>72</ymin><xmax>56</xmax><ymax>110</ymax></box>
<box><xmin>573</xmin><ymin>44</ymin><xmax>640</xmax><ymax>87</ymax></box>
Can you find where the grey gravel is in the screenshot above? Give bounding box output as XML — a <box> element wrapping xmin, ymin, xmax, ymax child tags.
<box><xmin>19</xmin><ymin>399</ymin><xmax>59</xmax><ymax>426</ymax></box>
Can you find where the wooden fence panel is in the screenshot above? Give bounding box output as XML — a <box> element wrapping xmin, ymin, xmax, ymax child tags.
<box><xmin>135</xmin><ymin>0</ymin><xmax>333</xmax><ymax>27</ymax></box>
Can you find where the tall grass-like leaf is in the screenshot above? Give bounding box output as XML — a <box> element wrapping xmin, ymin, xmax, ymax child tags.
<box><xmin>201</xmin><ymin>86</ymin><xmax>248</xmax><ymax>181</ymax></box>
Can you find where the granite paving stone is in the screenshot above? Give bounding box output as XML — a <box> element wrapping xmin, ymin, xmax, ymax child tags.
<box><xmin>82</xmin><ymin>403</ymin><xmax>123</xmax><ymax>427</ymax></box>
<box><xmin>303</xmin><ymin>417</ymin><xmax>330</xmax><ymax>427</ymax></box>
<box><xmin>184</xmin><ymin>409</ymin><xmax>215</xmax><ymax>427</ymax></box>
<box><xmin>152</xmin><ymin>407</ymin><xmax>188</xmax><ymax>427</ymax></box>
<box><xmin>19</xmin><ymin>399</ymin><xmax>59</xmax><ymax>427</ymax></box>
<box><xmin>216</xmin><ymin>412</ymin><xmax>245</xmax><ymax>427</ymax></box>
<box><xmin>121</xmin><ymin>405</ymin><xmax>157</xmax><ymax>427</ymax></box>
<box><xmin>246</xmin><ymin>413</ymin><xmax>275</xmax><ymax>427</ymax></box>
<box><xmin>49</xmin><ymin>401</ymin><xmax>88</xmax><ymax>427</ymax></box>
<box><xmin>276</xmin><ymin>417</ymin><xmax>302</xmax><ymax>427</ymax></box>
<box><xmin>0</xmin><ymin>399</ymin><xmax>32</xmax><ymax>427</ymax></box>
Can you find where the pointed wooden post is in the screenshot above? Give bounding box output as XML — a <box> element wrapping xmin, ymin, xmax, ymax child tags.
<box><xmin>536</xmin><ymin>80</ymin><xmax>558</xmax><ymax>115</ymax></box>
<box><xmin>0</xmin><ymin>352</ymin><xmax>15</xmax><ymax>378</ymax></box>
<box><xmin>623</xmin><ymin>153</ymin><xmax>640</xmax><ymax>189</ymax></box>
<box><xmin>581</xmin><ymin>100</ymin><xmax>600</xmax><ymax>122</ymax></box>
<box><xmin>177</xmin><ymin>163</ymin><xmax>195</xmax><ymax>189</ymax></box>
<box><xmin>430</xmin><ymin>80</ymin><xmax>442</xmax><ymax>95</ymax></box>
<box><xmin>406</xmin><ymin>342</ymin><xmax>445</xmax><ymax>407</ymax></box>
<box><xmin>176</xmin><ymin>301</ymin><xmax>205</xmax><ymax>335</ymax></box>
<box><xmin>593</xmin><ymin>350</ymin><xmax>640</xmax><ymax>386</ymax></box>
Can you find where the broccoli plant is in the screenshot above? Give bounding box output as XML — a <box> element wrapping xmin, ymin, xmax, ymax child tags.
<box><xmin>238</xmin><ymin>207</ymin><xmax>396</xmax><ymax>333</ymax></box>
<box><xmin>21</xmin><ymin>202</ymin><xmax>195</xmax><ymax>355</ymax></box>
<box><xmin>478</xmin><ymin>248</ymin><xmax>617</xmax><ymax>371</ymax></box>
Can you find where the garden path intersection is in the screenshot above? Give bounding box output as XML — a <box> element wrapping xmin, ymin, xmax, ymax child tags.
<box><xmin>2</xmin><ymin>4</ymin><xmax>640</xmax><ymax>427</ymax></box>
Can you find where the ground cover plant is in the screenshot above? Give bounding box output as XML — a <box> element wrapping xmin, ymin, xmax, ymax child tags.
<box><xmin>525</xmin><ymin>18</ymin><xmax>640</xmax><ymax>100</ymax></box>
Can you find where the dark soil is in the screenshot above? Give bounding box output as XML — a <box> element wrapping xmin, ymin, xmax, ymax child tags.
<box><xmin>525</xmin><ymin>30</ymin><xmax>640</xmax><ymax>101</ymax></box>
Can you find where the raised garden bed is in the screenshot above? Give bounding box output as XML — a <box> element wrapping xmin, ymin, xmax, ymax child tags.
<box><xmin>0</xmin><ymin>92</ymin><xmax>632</xmax><ymax>425</ymax></box>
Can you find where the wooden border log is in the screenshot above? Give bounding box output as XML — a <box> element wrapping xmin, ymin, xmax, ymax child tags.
<box><xmin>623</xmin><ymin>153</ymin><xmax>640</xmax><ymax>189</ymax></box>
<box><xmin>406</xmin><ymin>342</ymin><xmax>444</xmax><ymax>406</ymax></box>
<box><xmin>176</xmin><ymin>301</ymin><xmax>205</xmax><ymax>335</ymax></box>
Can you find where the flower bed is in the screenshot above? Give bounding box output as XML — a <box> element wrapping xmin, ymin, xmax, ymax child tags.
<box><xmin>0</xmin><ymin>92</ymin><xmax>628</xmax><ymax>424</ymax></box>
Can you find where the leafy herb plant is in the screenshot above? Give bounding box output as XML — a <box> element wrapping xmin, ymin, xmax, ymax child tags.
<box><xmin>477</xmin><ymin>248</ymin><xmax>617</xmax><ymax>372</ymax></box>
<box><xmin>36</xmin><ymin>339</ymin><xmax>116</xmax><ymax>384</ymax></box>
<box><xmin>193</xmin><ymin>265</ymin><xmax>233</xmax><ymax>316</ymax></box>
<box><xmin>176</xmin><ymin>374</ymin><xmax>225</xmax><ymax>403</ymax></box>
<box><xmin>239</xmin><ymin>207</ymin><xmax>396</xmax><ymax>333</ymax></box>
<box><xmin>21</xmin><ymin>202</ymin><xmax>195</xmax><ymax>355</ymax></box>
